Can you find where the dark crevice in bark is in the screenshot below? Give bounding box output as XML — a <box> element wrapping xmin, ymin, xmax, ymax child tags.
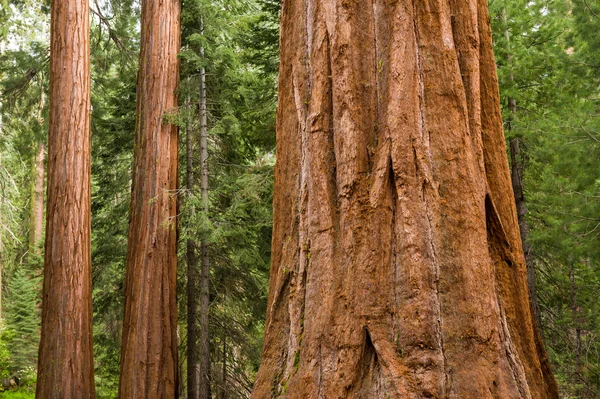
<box><xmin>348</xmin><ymin>328</ymin><xmax>383</xmax><ymax>397</ymax></box>
<box><xmin>325</xmin><ymin>30</ymin><xmax>340</xmax><ymax>231</ymax></box>
<box><xmin>485</xmin><ymin>193</ymin><xmax>531</xmax><ymax>397</ymax></box>
<box><xmin>485</xmin><ymin>194</ymin><xmax>514</xmax><ymax>268</ymax></box>
<box><xmin>388</xmin><ymin>155</ymin><xmax>399</xmax><ymax>314</ymax></box>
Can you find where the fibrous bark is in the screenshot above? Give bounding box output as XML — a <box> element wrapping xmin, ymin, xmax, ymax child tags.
<box><xmin>36</xmin><ymin>0</ymin><xmax>95</xmax><ymax>395</ymax></box>
<box><xmin>252</xmin><ymin>0</ymin><xmax>559</xmax><ymax>398</ymax></box>
<box><xmin>118</xmin><ymin>0</ymin><xmax>181</xmax><ymax>396</ymax></box>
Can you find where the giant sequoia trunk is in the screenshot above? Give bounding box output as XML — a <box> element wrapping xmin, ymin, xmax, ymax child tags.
<box><xmin>36</xmin><ymin>0</ymin><xmax>95</xmax><ymax>396</ymax></box>
<box><xmin>252</xmin><ymin>0</ymin><xmax>558</xmax><ymax>398</ymax></box>
<box><xmin>118</xmin><ymin>0</ymin><xmax>180</xmax><ymax>396</ymax></box>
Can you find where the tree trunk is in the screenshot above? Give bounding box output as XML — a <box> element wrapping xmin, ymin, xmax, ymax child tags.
<box><xmin>252</xmin><ymin>0</ymin><xmax>558</xmax><ymax>398</ymax></box>
<box><xmin>198</xmin><ymin>54</ymin><xmax>212</xmax><ymax>399</ymax></box>
<box><xmin>0</xmin><ymin>49</ymin><xmax>3</xmax><ymax>319</ymax></box>
<box><xmin>569</xmin><ymin>260</ymin><xmax>582</xmax><ymax>374</ymax></box>
<box><xmin>118</xmin><ymin>0</ymin><xmax>181</xmax><ymax>396</ymax></box>
<box><xmin>0</xmin><ymin>153</ymin><xmax>4</xmax><ymax>322</ymax></box>
<box><xmin>221</xmin><ymin>333</ymin><xmax>226</xmax><ymax>399</ymax></box>
<box><xmin>36</xmin><ymin>0</ymin><xmax>95</xmax><ymax>395</ymax></box>
<box><xmin>29</xmin><ymin>92</ymin><xmax>46</xmax><ymax>255</ymax></box>
<box><xmin>187</xmin><ymin>91</ymin><xmax>200</xmax><ymax>399</ymax></box>
<box><xmin>29</xmin><ymin>141</ymin><xmax>45</xmax><ymax>254</ymax></box>
<box><xmin>509</xmin><ymin>137</ymin><xmax>541</xmax><ymax>327</ymax></box>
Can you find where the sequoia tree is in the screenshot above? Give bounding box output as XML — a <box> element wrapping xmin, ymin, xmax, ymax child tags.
<box><xmin>36</xmin><ymin>0</ymin><xmax>95</xmax><ymax>395</ymax></box>
<box><xmin>118</xmin><ymin>0</ymin><xmax>180</xmax><ymax>396</ymax></box>
<box><xmin>252</xmin><ymin>0</ymin><xmax>559</xmax><ymax>398</ymax></box>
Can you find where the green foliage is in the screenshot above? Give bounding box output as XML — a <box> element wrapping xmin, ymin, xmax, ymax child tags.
<box><xmin>4</xmin><ymin>268</ymin><xmax>40</xmax><ymax>373</ymax></box>
<box><xmin>0</xmin><ymin>324</ymin><xmax>14</xmax><ymax>378</ymax></box>
<box><xmin>0</xmin><ymin>391</ymin><xmax>35</xmax><ymax>399</ymax></box>
<box><xmin>177</xmin><ymin>0</ymin><xmax>278</xmax><ymax>395</ymax></box>
<box><xmin>491</xmin><ymin>0</ymin><xmax>600</xmax><ymax>396</ymax></box>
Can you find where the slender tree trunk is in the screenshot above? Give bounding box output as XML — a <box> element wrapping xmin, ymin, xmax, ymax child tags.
<box><xmin>118</xmin><ymin>0</ymin><xmax>181</xmax><ymax>396</ymax></box>
<box><xmin>29</xmin><ymin>142</ymin><xmax>45</xmax><ymax>252</ymax></box>
<box><xmin>198</xmin><ymin>52</ymin><xmax>212</xmax><ymax>399</ymax></box>
<box><xmin>569</xmin><ymin>260</ymin><xmax>582</xmax><ymax>374</ymax></box>
<box><xmin>36</xmin><ymin>0</ymin><xmax>95</xmax><ymax>395</ymax></box>
<box><xmin>221</xmin><ymin>333</ymin><xmax>226</xmax><ymax>399</ymax></box>
<box><xmin>0</xmin><ymin>41</ymin><xmax>5</xmax><ymax>321</ymax></box>
<box><xmin>187</xmin><ymin>91</ymin><xmax>200</xmax><ymax>399</ymax></box>
<box><xmin>252</xmin><ymin>0</ymin><xmax>558</xmax><ymax>398</ymax></box>
<box><xmin>0</xmin><ymin>153</ymin><xmax>3</xmax><ymax>322</ymax></box>
<box><xmin>29</xmin><ymin>93</ymin><xmax>46</xmax><ymax>255</ymax></box>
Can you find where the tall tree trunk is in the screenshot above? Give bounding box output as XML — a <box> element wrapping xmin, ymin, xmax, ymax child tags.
<box><xmin>36</xmin><ymin>0</ymin><xmax>95</xmax><ymax>395</ymax></box>
<box><xmin>187</xmin><ymin>91</ymin><xmax>200</xmax><ymax>399</ymax></box>
<box><xmin>0</xmin><ymin>41</ymin><xmax>5</xmax><ymax>321</ymax></box>
<box><xmin>0</xmin><ymin>152</ymin><xmax>4</xmax><ymax>322</ymax></box>
<box><xmin>569</xmin><ymin>260</ymin><xmax>582</xmax><ymax>375</ymax></box>
<box><xmin>252</xmin><ymin>0</ymin><xmax>558</xmax><ymax>398</ymax></box>
<box><xmin>198</xmin><ymin>53</ymin><xmax>212</xmax><ymax>399</ymax></box>
<box><xmin>29</xmin><ymin>93</ymin><xmax>46</xmax><ymax>255</ymax></box>
<box><xmin>29</xmin><ymin>142</ymin><xmax>45</xmax><ymax>253</ymax></box>
<box><xmin>221</xmin><ymin>333</ymin><xmax>226</xmax><ymax>399</ymax></box>
<box><xmin>118</xmin><ymin>0</ymin><xmax>181</xmax><ymax>396</ymax></box>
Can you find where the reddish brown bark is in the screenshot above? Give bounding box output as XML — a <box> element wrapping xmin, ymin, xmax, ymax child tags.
<box><xmin>36</xmin><ymin>0</ymin><xmax>95</xmax><ymax>395</ymax></box>
<box><xmin>252</xmin><ymin>0</ymin><xmax>558</xmax><ymax>398</ymax></box>
<box><xmin>118</xmin><ymin>0</ymin><xmax>181</xmax><ymax>396</ymax></box>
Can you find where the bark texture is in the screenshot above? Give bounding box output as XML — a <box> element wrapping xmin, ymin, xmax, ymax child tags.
<box><xmin>252</xmin><ymin>0</ymin><xmax>559</xmax><ymax>398</ymax></box>
<box><xmin>118</xmin><ymin>0</ymin><xmax>181</xmax><ymax>396</ymax></box>
<box><xmin>36</xmin><ymin>0</ymin><xmax>95</xmax><ymax>395</ymax></box>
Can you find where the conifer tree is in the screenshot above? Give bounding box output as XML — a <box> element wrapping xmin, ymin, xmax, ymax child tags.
<box><xmin>36</xmin><ymin>0</ymin><xmax>96</xmax><ymax>395</ymax></box>
<box><xmin>118</xmin><ymin>0</ymin><xmax>181</xmax><ymax>396</ymax></box>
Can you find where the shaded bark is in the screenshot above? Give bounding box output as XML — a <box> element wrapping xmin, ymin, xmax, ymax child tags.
<box><xmin>252</xmin><ymin>0</ymin><xmax>558</xmax><ymax>398</ymax></box>
<box><xmin>36</xmin><ymin>0</ymin><xmax>95</xmax><ymax>395</ymax></box>
<box><xmin>118</xmin><ymin>0</ymin><xmax>181</xmax><ymax>396</ymax></box>
<box><xmin>198</xmin><ymin>55</ymin><xmax>212</xmax><ymax>399</ymax></box>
